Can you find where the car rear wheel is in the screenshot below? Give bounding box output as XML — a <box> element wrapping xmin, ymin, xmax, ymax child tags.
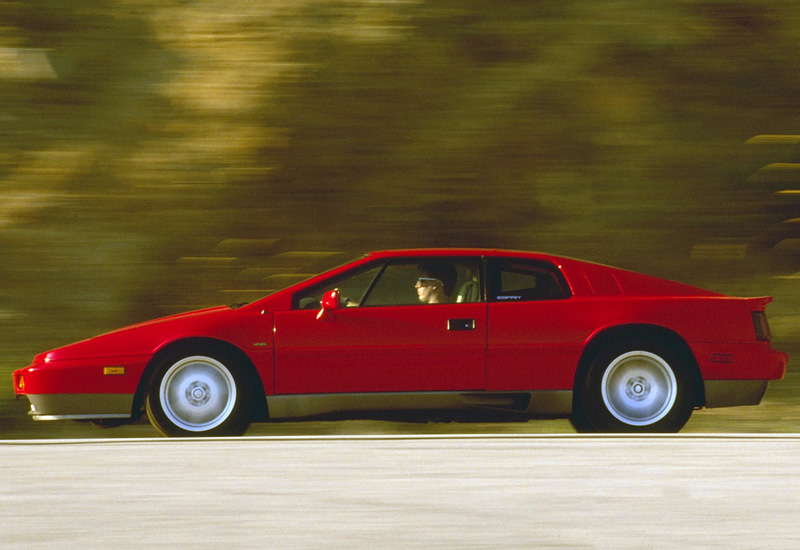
<box><xmin>574</xmin><ymin>340</ymin><xmax>694</xmax><ymax>433</ymax></box>
<box><xmin>145</xmin><ymin>349</ymin><xmax>252</xmax><ymax>437</ymax></box>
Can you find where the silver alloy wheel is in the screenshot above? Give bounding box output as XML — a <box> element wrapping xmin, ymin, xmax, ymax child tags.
<box><xmin>159</xmin><ymin>355</ymin><xmax>237</xmax><ymax>432</ymax></box>
<box><xmin>600</xmin><ymin>350</ymin><xmax>678</xmax><ymax>426</ymax></box>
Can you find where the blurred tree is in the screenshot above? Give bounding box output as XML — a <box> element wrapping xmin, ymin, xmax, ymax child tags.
<box><xmin>2</xmin><ymin>0</ymin><xmax>800</xmax><ymax>356</ymax></box>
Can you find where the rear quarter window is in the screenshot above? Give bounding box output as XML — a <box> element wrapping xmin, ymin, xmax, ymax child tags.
<box><xmin>488</xmin><ymin>259</ymin><xmax>571</xmax><ymax>302</ymax></box>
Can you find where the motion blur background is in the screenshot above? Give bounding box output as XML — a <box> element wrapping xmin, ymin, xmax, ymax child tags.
<box><xmin>4</xmin><ymin>0</ymin><xmax>800</xmax><ymax>436</ymax></box>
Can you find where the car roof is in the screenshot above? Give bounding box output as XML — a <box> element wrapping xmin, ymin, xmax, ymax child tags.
<box><xmin>365</xmin><ymin>248</ymin><xmax>561</xmax><ymax>261</ymax></box>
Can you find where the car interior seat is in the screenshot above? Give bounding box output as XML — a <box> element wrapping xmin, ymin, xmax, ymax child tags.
<box><xmin>456</xmin><ymin>280</ymin><xmax>479</xmax><ymax>303</ymax></box>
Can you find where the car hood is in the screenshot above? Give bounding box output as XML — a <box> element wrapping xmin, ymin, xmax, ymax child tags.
<box><xmin>35</xmin><ymin>306</ymin><xmax>235</xmax><ymax>363</ymax></box>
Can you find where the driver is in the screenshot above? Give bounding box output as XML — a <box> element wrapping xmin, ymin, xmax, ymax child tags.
<box><xmin>415</xmin><ymin>262</ymin><xmax>457</xmax><ymax>304</ymax></box>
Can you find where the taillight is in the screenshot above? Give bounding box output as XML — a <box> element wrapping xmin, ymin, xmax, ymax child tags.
<box><xmin>752</xmin><ymin>311</ymin><xmax>771</xmax><ymax>342</ymax></box>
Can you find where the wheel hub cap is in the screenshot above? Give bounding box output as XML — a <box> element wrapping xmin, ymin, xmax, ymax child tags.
<box><xmin>626</xmin><ymin>376</ymin><xmax>651</xmax><ymax>401</ymax></box>
<box><xmin>186</xmin><ymin>381</ymin><xmax>212</xmax><ymax>406</ymax></box>
<box><xmin>601</xmin><ymin>351</ymin><xmax>678</xmax><ymax>426</ymax></box>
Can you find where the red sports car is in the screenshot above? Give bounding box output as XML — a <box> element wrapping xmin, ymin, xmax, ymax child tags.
<box><xmin>12</xmin><ymin>249</ymin><xmax>787</xmax><ymax>436</ymax></box>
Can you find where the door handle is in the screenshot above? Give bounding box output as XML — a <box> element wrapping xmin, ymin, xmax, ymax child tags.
<box><xmin>447</xmin><ymin>318</ymin><xmax>475</xmax><ymax>331</ymax></box>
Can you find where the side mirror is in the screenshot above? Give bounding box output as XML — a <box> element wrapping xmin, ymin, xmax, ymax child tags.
<box><xmin>316</xmin><ymin>289</ymin><xmax>340</xmax><ymax>320</ymax></box>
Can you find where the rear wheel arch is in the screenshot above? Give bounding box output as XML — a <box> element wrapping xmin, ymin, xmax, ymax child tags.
<box><xmin>573</xmin><ymin>325</ymin><xmax>705</xmax><ymax>414</ymax></box>
<box><xmin>133</xmin><ymin>337</ymin><xmax>268</xmax><ymax>424</ymax></box>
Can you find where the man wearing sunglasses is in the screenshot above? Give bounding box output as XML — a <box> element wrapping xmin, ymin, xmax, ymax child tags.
<box><xmin>415</xmin><ymin>262</ymin><xmax>457</xmax><ymax>304</ymax></box>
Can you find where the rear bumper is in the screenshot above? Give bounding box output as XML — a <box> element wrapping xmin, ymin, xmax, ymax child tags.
<box><xmin>693</xmin><ymin>341</ymin><xmax>786</xmax><ymax>408</ymax></box>
<box><xmin>692</xmin><ymin>342</ymin><xmax>788</xmax><ymax>380</ymax></box>
<box><xmin>20</xmin><ymin>393</ymin><xmax>134</xmax><ymax>420</ymax></box>
<box><xmin>703</xmin><ymin>380</ymin><xmax>768</xmax><ymax>408</ymax></box>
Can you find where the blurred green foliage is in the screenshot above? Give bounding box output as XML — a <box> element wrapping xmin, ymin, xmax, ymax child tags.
<box><xmin>4</xmin><ymin>0</ymin><xmax>800</xmax><ymax>435</ymax></box>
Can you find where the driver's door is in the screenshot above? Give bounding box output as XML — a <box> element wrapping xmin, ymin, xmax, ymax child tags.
<box><xmin>273</xmin><ymin>259</ymin><xmax>486</xmax><ymax>394</ymax></box>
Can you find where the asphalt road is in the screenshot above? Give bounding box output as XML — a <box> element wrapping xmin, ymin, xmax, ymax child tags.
<box><xmin>2</xmin><ymin>435</ymin><xmax>799</xmax><ymax>549</ymax></box>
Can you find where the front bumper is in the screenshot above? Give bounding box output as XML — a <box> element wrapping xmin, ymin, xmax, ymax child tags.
<box><xmin>21</xmin><ymin>393</ymin><xmax>135</xmax><ymax>420</ymax></box>
<box><xmin>13</xmin><ymin>355</ymin><xmax>149</xmax><ymax>396</ymax></box>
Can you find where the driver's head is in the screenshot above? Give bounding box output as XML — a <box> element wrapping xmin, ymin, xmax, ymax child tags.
<box><xmin>416</xmin><ymin>262</ymin><xmax>457</xmax><ymax>303</ymax></box>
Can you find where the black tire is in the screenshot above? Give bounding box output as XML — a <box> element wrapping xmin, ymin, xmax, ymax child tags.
<box><xmin>573</xmin><ymin>339</ymin><xmax>694</xmax><ymax>433</ymax></box>
<box><xmin>145</xmin><ymin>347</ymin><xmax>253</xmax><ymax>437</ymax></box>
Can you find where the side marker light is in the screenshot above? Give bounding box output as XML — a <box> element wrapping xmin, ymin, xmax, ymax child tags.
<box><xmin>103</xmin><ymin>367</ymin><xmax>125</xmax><ymax>376</ymax></box>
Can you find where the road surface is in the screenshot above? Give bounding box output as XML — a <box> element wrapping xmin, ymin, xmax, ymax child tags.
<box><xmin>2</xmin><ymin>435</ymin><xmax>799</xmax><ymax>549</ymax></box>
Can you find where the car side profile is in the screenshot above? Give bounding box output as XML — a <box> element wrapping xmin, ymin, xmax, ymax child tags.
<box><xmin>12</xmin><ymin>249</ymin><xmax>788</xmax><ymax>436</ymax></box>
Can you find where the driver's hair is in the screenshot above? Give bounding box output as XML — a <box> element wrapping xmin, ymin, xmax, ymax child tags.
<box><xmin>418</xmin><ymin>262</ymin><xmax>457</xmax><ymax>297</ymax></box>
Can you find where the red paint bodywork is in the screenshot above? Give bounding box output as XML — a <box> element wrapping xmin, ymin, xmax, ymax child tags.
<box><xmin>12</xmin><ymin>249</ymin><xmax>788</xmax><ymax>415</ymax></box>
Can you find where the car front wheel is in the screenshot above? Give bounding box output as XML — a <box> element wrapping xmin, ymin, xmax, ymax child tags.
<box><xmin>575</xmin><ymin>340</ymin><xmax>694</xmax><ymax>433</ymax></box>
<box><xmin>145</xmin><ymin>349</ymin><xmax>252</xmax><ymax>437</ymax></box>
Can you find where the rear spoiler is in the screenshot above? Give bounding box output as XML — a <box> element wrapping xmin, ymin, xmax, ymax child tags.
<box><xmin>746</xmin><ymin>296</ymin><xmax>773</xmax><ymax>310</ymax></box>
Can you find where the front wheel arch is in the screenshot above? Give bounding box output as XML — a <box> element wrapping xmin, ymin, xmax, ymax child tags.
<box><xmin>133</xmin><ymin>337</ymin><xmax>267</xmax><ymax>426</ymax></box>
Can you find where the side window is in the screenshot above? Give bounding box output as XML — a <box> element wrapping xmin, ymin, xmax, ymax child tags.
<box><xmin>362</xmin><ymin>259</ymin><xmax>482</xmax><ymax>307</ymax></box>
<box><xmin>293</xmin><ymin>264</ymin><xmax>383</xmax><ymax>309</ymax></box>
<box><xmin>489</xmin><ymin>259</ymin><xmax>570</xmax><ymax>302</ymax></box>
